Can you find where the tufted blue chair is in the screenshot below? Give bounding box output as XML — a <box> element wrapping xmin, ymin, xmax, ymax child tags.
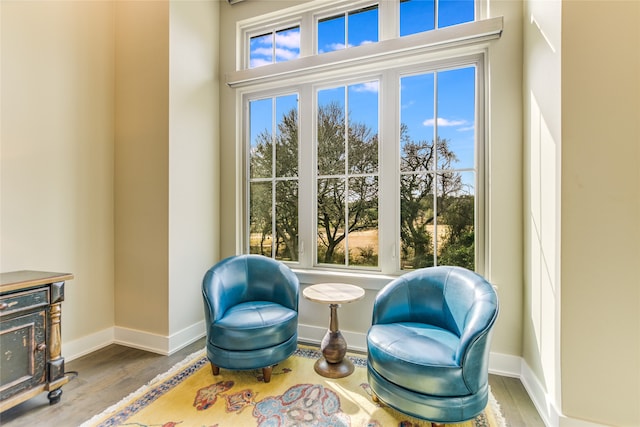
<box><xmin>202</xmin><ymin>254</ymin><xmax>299</xmax><ymax>383</ymax></box>
<box><xmin>366</xmin><ymin>266</ymin><xmax>499</xmax><ymax>426</ymax></box>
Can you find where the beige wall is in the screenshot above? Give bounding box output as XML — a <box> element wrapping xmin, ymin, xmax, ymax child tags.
<box><xmin>114</xmin><ymin>0</ymin><xmax>170</xmax><ymax>336</ymax></box>
<box><xmin>1</xmin><ymin>0</ymin><xmax>116</xmax><ymax>348</ymax></box>
<box><xmin>114</xmin><ymin>0</ymin><xmax>219</xmax><ymax>346</ymax></box>
<box><xmin>524</xmin><ymin>0</ymin><xmax>640</xmax><ymax>425</ymax></box>
<box><xmin>560</xmin><ymin>1</ymin><xmax>640</xmax><ymax>425</ymax></box>
<box><xmin>2</xmin><ymin>0</ymin><xmax>219</xmax><ymax>355</ymax></box>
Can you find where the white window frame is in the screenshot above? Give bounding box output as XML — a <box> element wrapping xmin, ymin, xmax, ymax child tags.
<box><xmin>230</xmin><ymin>0</ymin><xmax>501</xmax><ymax>287</ymax></box>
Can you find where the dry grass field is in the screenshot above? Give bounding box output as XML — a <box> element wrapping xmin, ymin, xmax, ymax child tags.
<box><xmin>250</xmin><ymin>225</ymin><xmax>452</xmax><ymax>265</ymax></box>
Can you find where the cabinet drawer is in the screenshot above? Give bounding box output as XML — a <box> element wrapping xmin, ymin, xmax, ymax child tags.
<box><xmin>0</xmin><ymin>288</ymin><xmax>49</xmax><ymax>318</ymax></box>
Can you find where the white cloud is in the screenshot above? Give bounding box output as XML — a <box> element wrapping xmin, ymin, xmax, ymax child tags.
<box><xmin>351</xmin><ymin>81</ymin><xmax>379</xmax><ymax>93</ymax></box>
<box><xmin>252</xmin><ymin>47</ymin><xmax>273</xmax><ymax>57</ymax></box>
<box><xmin>275</xmin><ymin>47</ymin><xmax>300</xmax><ymax>61</ymax></box>
<box><xmin>275</xmin><ymin>31</ymin><xmax>300</xmax><ymax>49</ymax></box>
<box><xmin>250</xmin><ymin>57</ymin><xmax>273</xmax><ymax>68</ymax></box>
<box><xmin>457</xmin><ymin>125</ymin><xmax>475</xmax><ymax>132</ymax></box>
<box><xmin>319</xmin><ymin>42</ymin><xmax>347</xmax><ymax>53</ymax></box>
<box><xmin>422</xmin><ymin>118</ymin><xmax>467</xmax><ymax>127</ymax></box>
<box><xmin>318</xmin><ymin>40</ymin><xmax>374</xmax><ymax>53</ymax></box>
<box><xmin>251</xmin><ymin>46</ymin><xmax>300</xmax><ymax>66</ymax></box>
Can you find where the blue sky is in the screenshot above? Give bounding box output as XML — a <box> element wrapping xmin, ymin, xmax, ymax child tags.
<box><xmin>250</xmin><ymin>0</ymin><xmax>475</xmax><ymax>175</ymax></box>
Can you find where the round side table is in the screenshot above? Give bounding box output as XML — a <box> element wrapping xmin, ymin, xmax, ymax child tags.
<box><xmin>302</xmin><ymin>282</ymin><xmax>365</xmax><ymax>378</ymax></box>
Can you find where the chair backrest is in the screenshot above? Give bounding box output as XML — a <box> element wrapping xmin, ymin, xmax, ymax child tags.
<box><xmin>372</xmin><ymin>266</ymin><xmax>498</xmax><ymax>366</ymax></box>
<box><xmin>202</xmin><ymin>255</ymin><xmax>299</xmax><ymax>323</ymax></box>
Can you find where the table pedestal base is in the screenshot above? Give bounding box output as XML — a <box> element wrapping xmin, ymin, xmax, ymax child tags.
<box><xmin>302</xmin><ymin>285</ymin><xmax>365</xmax><ymax>379</ymax></box>
<box><xmin>314</xmin><ymin>357</ymin><xmax>354</xmax><ymax>378</ymax></box>
<box><xmin>315</xmin><ymin>326</ymin><xmax>354</xmax><ymax>378</ymax></box>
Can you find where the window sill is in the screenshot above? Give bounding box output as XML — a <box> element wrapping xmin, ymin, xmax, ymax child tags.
<box><xmin>292</xmin><ymin>268</ymin><xmax>397</xmax><ymax>291</ymax></box>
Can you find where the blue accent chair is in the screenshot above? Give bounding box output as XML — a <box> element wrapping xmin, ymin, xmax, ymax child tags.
<box><xmin>366</xmin><ymin>266</ymin><xmax>499</xmax><ymax>425</ymax></box>
<box><xmin>202</xmin><ymin>255</ymin><xmax>299</xmax><ymax>383</ymax></box>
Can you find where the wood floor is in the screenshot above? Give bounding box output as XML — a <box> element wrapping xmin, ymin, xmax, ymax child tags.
<box><xmin>0</xmin><ymin>337</ymin><xmax>545</xmax><ymax>426</ymax></box>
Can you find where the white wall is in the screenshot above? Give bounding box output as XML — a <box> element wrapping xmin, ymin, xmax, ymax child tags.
<box><xmin>522</xmin><ymin>0</ymin><xmax>562</xmax><ymax>423</ymax></box>
<box><xmin>168</xmin><ymin>0</ymin><xmax>219</xmax><ymax>345</ymax></box>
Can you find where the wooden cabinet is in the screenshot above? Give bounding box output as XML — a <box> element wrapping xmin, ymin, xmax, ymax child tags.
<box><xmin>0</xmin><ymin>271</ymin><xmax>73</xmax><ymax>412</ymax></box>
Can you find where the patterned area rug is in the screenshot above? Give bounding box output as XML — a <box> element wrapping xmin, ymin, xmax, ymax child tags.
<box><xmin>81</xmin><ymin>346</ymin><xmax>507</xmax><ymax>427</ymax></box>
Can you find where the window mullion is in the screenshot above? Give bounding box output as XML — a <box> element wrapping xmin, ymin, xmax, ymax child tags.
<box><xmin>300</xmin><ymin>11</ymin><xmax>314</xmax><ymax>58</ymax></box>
<box><xmin>433</xmin><ymin>71</ymin><xmax>439</xmax><ymax>266</ymax></box>
<box><xmin>379</xmin><ymin>70</ymin><xmax>398</xmax><ymax>274</ymax></box>
<box><xmin>378</xmin><ymin>0</ymin><xmax>397</xmax><ymax>41</ymax></box>
<box><xmin>271</xmin><ymin>97</ymin><xmax>277</xmax><ymax>258</ymax></box>
<box><xmin>343</xmin><ymin>86</ymin><xmax>350</xmax><ymax>267</ymax></box>
<box><xmin>298</xmin><ymin>85</ymin><xmax>314</xmax><ymax>268</ymax></box>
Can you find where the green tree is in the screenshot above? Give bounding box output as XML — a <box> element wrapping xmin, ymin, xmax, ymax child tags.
<box><xmin>400</xmin><ymin>123</ymin><xmax>473</xmax><ymax>269</ymax></box>
<box><xmin>250</xmin><ymin>104</ymin><xmax>474</xmax><ymax>270</ymax></box>
<box><xmin>317</xmin><ymin>102</ymin><xmax>378</xmax><ymax>264</ymax></box>
<box><xmin>438</xmin><ymin>194</ymin><xmax>475</xmax><ymax>269</ymax></box>
<box><xmin>249</xmin><ymin>109</ymin><xmax>299</xmax><ymax>261</ymax></box>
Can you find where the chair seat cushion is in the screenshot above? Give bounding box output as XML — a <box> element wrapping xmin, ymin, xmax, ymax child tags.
<box><xmin>367</xmin><ymin>322</ymin><xmax>471</xmax><ymax>397</ymax></box>
<box><xmin>210</xmin><ymin>301</ymin><xmax>298</xmax><ymax>351</ymax></box>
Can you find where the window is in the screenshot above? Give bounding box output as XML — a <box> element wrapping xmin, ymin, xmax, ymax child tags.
<box><xmin>318</xmin><ymin>5</ymin><xmax>378</xmax><ymax>53</ymax></box>
<box><xmin>399</xmin><ymin>67</ymin><xmax>476</xmax><ymax>269</ymax></box>
<box><xmin>233</xmin><ymin>1</ymin><xmax>501</xmax><ymax>276</ymax></box>
<box><xmin>248</xmin><ymin>94</ymin><xmax>299</xmax><ymax>260</ymax></box>
<box><xmin>317</xmin><ymin>82</ymin><xmax>379</xmax><ymax>267</ymax></box>
<box><xmin>249</xmin><ymin>26</ymin><xmax>300</xmax><ymax>68</ymax></box>
<box><xmin>400</xmin><ymin>0</ymin><xmax>475</xmax><ymax>36</ymax></box>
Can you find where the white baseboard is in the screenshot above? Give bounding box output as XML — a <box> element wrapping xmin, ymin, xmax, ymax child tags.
<box><xmin>113</xmin><ymin>321</ymin><xmax>206</xmax><ymax>355</ymax></box>
<box><xmin>488</xmin><ymin>351</ymin><xmax>523</xmax><ymax>378</ymax></box>
<box><xmin>63</xmin><ymin>321</ymin><xmax>206</xmax><ymax>360</ymax></box>
<box><xmin>559</xmin><ymin>416</ymin><xmax>608</xmax><ymax>427</ymax></box>
<box><xmin>520</xmin><ymin>358</ymin><xmax>608</xmax><ymax>427</ymax></box>
<box><xmin>167</xmin><ymin>320</ymin><xmax>206</xmax><ymax>354</ymax></box>
<box><xmin>64</xmin><ymin>327</ymin><xmax>115</xmax><ymax>361</ymax></box>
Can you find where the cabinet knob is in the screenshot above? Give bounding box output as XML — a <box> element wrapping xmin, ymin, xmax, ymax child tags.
<box><xmin>36</xmin><ymin>343</ymin><xmax>47</xmax><ymax>352</ymax></box>
<box><xmin>0</xmin><ymin>302</ymin><xmax>8</xmax><ymax>310</ymax></box>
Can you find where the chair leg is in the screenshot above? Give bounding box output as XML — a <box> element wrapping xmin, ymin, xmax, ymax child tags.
<box><xmin>210</xmin><ymin>362</ymin><xmax>220</xmax><ymax>376</ymax></box>
<box><xmin>262</xmin><ymin>366</ymin><xmax>273</xmax><ymax>383</ymax></box>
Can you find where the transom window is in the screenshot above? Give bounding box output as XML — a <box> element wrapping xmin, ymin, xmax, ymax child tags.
<box><xmin>249</xmin><ymin>26</ymin><xmax>300</xmax><ymax>68</ymax></box>
<box><xmin>318</xmin><ymin>5</ymin><xmax>379</xmax><ymax>53</ymax></box>
<box><xmin>233</xmin><ymin>0</ymin><xmax>499</xmax><ymax>276</ymax></box>
<box><xmin>400</xmin><ymin>0</ymin><xmax>475</xmax><ymax>36</ymax></box>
